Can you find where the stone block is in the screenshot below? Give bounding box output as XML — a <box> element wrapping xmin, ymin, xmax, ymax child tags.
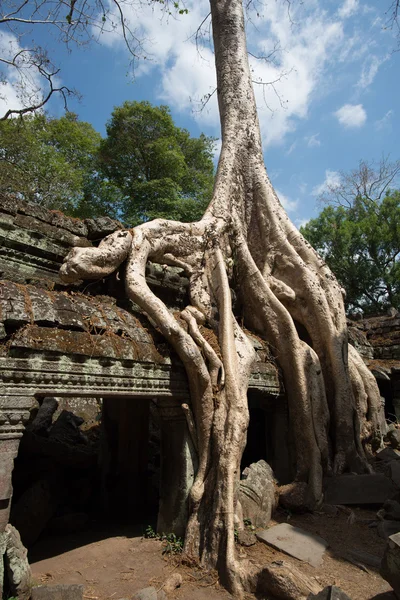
<box><xmin>255</xmin><ymin>561</ymin><xmax>322</xmax><ymax>599</ymax></box>
<box><xmin>388</xmin><ymin>430</ymin><xmax>400</xmax><ymax>450</ymax></box>
<box><xmin>324</xmin><ymin>474</ymin><xmax>396</xmax><ymax>505</ymax></box>
<box><xmin>308</xmin><ymin>585</ymin><xmax>352</xmax><ymax>599</ymax></box>
<box><xmin>163</xmin><ymin>573</ymin><xmax>182</xmax><ymax>594</ymax></box>
<box><xmin>85</xmin><ymin>217</ymin><xmax>123</xmax><ymax>240</ymax></box>
<box><xmin>390</xmin><ymin>461</ymin><xmax>400</xmax><ymax>488</ymax></box>
<box><xmin>50</xmin><ymin>212</ymin><xmax>88</xmax><ymax>237</ymax></box>
<box><xmin>378</xmin><ymin>448</ymin><xmax>400</xmax><ymax>462</ymax></box>
<box><xmin>256</xmin><ymin>523</ymin><xmax>328</xmax><ymax>567</ymax></box>
<box><xmin>381</xmin><ymin>532</ymin><xmax>400</xmax><ymax>598</ymax></box>
<box><xmin>27</xmin><ymin>397</ymin><xmax>58</xmax><ymax>436</ymax></box>
<box><xmin>340</xmin><ymin>548</ymin><xmax>381</xmax><ymax>569</ymax></box>
<box><xmin>0</xmin><ymin>194</ymin><xmax>19</xmax><ymax>215</ymax></box>
<box><xmin>383</xmin><ymin>500</ymin><xmax>400</xmax><ymax>521</ymax></box>
<box><xmin>11</xmin><ymin>476</ymin><xmax>64</xmax><ymax>547</ymax></box>
<box><xmin>31</xmin><ymin>584</ymin><xmax>83</xmax><ymax>600</ymax></box>
<box><xmin>4</xmin><ymin>524</ymin><xmax>31</xmax><ymax>600</ymax></box>
<box><xmin>237</xmin><ymin>529</ymin><xmax>256</xmax><ymax>546</ymax></box>
<box><xmin>378</xmin><ymin>520</ymin><xmax>400</xmax><ymax>539</ymax></box>
<box><xmin>238</xmin><ymin>460</ymin><xmax>277</xmax><ymax>528</ymax></box>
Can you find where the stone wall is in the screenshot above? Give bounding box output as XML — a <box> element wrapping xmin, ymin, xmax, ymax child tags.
<box><xmin>349</xmin><ymin>312</ymin><xmax>400</xmax><ymax>421</ymax></box>
<box><xmin>0</xmin><ymin>197</ymin><xmax>284</xmax><ymax>550</ymax></box>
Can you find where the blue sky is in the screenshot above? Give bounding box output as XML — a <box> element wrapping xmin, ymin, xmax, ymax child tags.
<box><xmin>0</xmin><ymin>0</ymin><xmax>399</xmax><ymax>227</ymax></box>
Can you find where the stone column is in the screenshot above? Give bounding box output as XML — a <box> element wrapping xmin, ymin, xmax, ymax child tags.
<box><xmin>0</xmin><ymin>396</ymin><xmax>32</xmax><ymax>532</ymax></box>
<box><xmin>157</xmin><ymin>398</ymin><xmax>197</xmax><ymax>538</ymax></box>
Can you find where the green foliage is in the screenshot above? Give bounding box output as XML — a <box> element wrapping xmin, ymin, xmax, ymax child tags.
<box><xmin>144</xmin><ymin>525</ymin><xmax>158</xmax><ymax>538</ymax></box>
<box><xmin>0</xmin><ymin>103</ymin><xmax>214</xmax><ymax>225</ymax></box>
<box><xmin>99</xmin><ymin>101</ymin><xmax>215</xmax><ymax>226</ymax></box>
<box><xmin>0</xmin><ymin>112</ymin><xmax>122</xmax><ymax>219</ymax></box>
<box><xmin>301</xmin><ymin>191</ymin><xmax>400</xmax><ymax>314</ymax></box>
<box><xmin>144</xmin><ymin>525</ymin><xmax>183</xmax><ymax>554</ymax></box>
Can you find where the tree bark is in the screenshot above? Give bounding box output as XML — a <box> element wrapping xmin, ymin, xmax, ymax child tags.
<box><xmin>60</xmin><ymin>0</ymin><xmax>384</xmax><ymax>595</ymax></box>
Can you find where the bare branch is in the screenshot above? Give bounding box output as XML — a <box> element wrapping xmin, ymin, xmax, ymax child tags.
<box><xmin>0</xmin><ymin>0</ymin><xmax>182</xmax><ymax>118</ymax></box>
<box><xmin>318</xmin><ymin>156</ymin><xmax>400</xmax><ymax>209</ymax></box>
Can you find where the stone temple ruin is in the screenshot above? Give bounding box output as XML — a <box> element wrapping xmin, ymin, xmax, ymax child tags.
<box><xmin>1</xmin><ymin>197</ymin><xmax>400</xmax><ymax>596</ymax></box>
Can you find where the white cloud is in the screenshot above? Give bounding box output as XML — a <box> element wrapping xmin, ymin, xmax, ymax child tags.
<box><xmin>338</xmin><ymin>0</ymin><xmax>359</xmax><ymax>19</ymax></box>
<box><xmin>286</xmin><ymin>141</ymin><xmax>297</xmax><ymax>155</ymax></box>
<box><xmin>98</xmin><ymin>1</ymin><xmax>349</xmax><ymax>146</ymax></box>
<box><xmin>0</xmin><ymin>31</ymin><xmax>45</xmax><ymax>118</ymax></box>
<box><xmin>249</xmin><ymin>4</ymin><xmax>345</xmax><ymax>146</ymax></box>
<box><xmin>97</xmin><ymin>0</ymin><xmax>388</xmax><ymax>148</ymax></box>
<box><xmin>305</xmin><ymin>133</ymin><xmax>321</xmax><ymax>148</ymax></box>
<box><xmin>374</xmin><ymin>109</ymin><xmax>394</xmax><ymax>131</ymax></box>
<box><xmin>312</xmin><ymin>170</ymin><xmax>341</xmax><ymax>196</ymax></box>
<box><xmin>357</xmin><ymin>55</ymin><xmax>388</xmax><ymax>89</ymax></box>
<box><xmin>276</xmin><ymin>189</ymin><xmax>298</xmax><ymax>212</ymax></box>
<box><xmin>334</xmin><ymin>103</ymin><xmax>367</xmax><ymax>128</ymax></box>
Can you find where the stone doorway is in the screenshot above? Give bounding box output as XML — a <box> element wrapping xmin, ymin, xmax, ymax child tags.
<box><xmin>8</xmin><ymin>391</ymin><xmax>195</xmax><ymax>560</ymax></box>
<box><xmin>241</xmin><ymin>390</ymin><xmax>293</xmax><ymax>485</ymax></box>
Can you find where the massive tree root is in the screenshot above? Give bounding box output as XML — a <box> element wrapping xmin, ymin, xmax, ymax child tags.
<box><xmin>60</xmin><ymin>0</ymin><xmax>384</xmax><ymax>596</ymax></box>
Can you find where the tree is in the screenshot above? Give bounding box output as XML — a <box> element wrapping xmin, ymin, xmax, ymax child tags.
<box><xmin>386</xmin><ymin>0</ymin><xmax>400</xmax><ymax>47</ymax></box>
<box><xmin>98</xmin><ymin>101</ymin><xmax>215</xmax><ymax>225</ymax></box>
<box><xmin>60</xmin><ymin>1</ymin><xmax>383</xmax><ymax>597</ymax></box>
<box><xmin>301</xmin><ymin>191</ymin><xmax>400</xmax><ymax>315</ymax></box>
<box><xmin>0</xmin><ymin>111</ymin><xmax>122</xmax><ymax>217</ymax></box>
<box><xmin>315</xmin><ymin>157</ymin><xmax>400</xmax><ymax>209</ymax></box>
<box><xmin>0</xmin><ymin>0</ymin><xmax>187</xmax><ymax>119</ymax></box>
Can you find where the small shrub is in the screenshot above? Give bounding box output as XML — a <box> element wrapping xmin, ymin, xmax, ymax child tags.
<box><xmin>144</xmin><ymin>526</ymin><xmax>183</xmax><ymax>554</ymax></box>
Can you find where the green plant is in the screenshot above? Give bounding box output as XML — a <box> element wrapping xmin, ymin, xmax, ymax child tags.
<box><xmin>144</xmin><ymin>525</ymin><xmax>158</xmax><ymax>539</ymax></box>
<box><xmin>243</xmin><ymin>518</ymin><xmax>252</xmax><ymax>527</ymax></box>
<box><xmin>161</xmin><ymin>532</ymin><xmax>183</xmax><ymax>555</ymax></box>
<box><xmin>144</xmin><ymin>526</ymin><xmax>183</xmax><ymax>554</ymax></box>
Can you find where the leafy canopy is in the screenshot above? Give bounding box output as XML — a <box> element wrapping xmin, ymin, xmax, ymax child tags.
<box><xmin>98</xmin><ymin>101</ymin><xmax>215</xmax><ymax>225</ymax></box>
<box><xmin>0</xmin><ymin>112</ymin><xmax>122</xmax><ymax>218</ymax></box>
<box><xmin>301</xmin><ymin>191</ymin><xmax>400</xmax><ymax>315</ymax></box>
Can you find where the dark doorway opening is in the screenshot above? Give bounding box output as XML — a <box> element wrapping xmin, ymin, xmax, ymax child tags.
<box><xmin>377</xmin><ymin>378</ymin><xmax>396</xmax><ymax>421</ymax></box>
<box><xmin>241</xmin><ymin>391</ymin><xmax>293</xmax><ymax>484</ymax></box>
<box><xmin>100</xmin><ymin>397</ymin><xmax>160</xmax><ymax>525</ymax></box>
<box><xmin>10</xmin><ymin>394</ymin><xmax>161</xmax><ymax>562</ymax></box>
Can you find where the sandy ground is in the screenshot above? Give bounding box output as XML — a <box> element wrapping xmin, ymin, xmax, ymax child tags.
<box><xmin>30</xmin><ymin>509</ymin><xmax>396</xmax><ymax>600</ymax></box>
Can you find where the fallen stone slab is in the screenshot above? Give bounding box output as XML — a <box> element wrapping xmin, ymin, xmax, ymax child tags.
<box><xmin>390</xmin><ymin>461</ymin><xmax>400</xmax><ymax>488</ymax></box>
<box><xmin>377</xmin><ymin>448</ymin><xmax>400</xmax><ymax>462</ymax></box>
<box><xmin>308</xmin><ymin>585</ymin><xmax>352</xmax><ymax>599</ymax></box>
<box><xmin>381</xmin><ymin>532</ymin><xmax>400</xmax><ymax>598</ymax></box>
<box><xmin>339</xmin><ymin>548</ymin><xmax>382</xmax><ymax>569</ymax></box>
<box><xmin>31</xmin><ymin>584</ymin><xmax>83</xmax><ymax>600</ymax></box>
<box><xmin>256</xmin><ymin>523</ymin><xmax>328</xmax><ymax>567</ymax></box>
<box><xmin>255</xmin><ymin>560</ymin><xmax>322</xmax><ymax>599</ymax></box>
<box><xmin>378</xmin><ymin>520</ymin><xmax>400</xmax><ymax>539</ymax></box>
<box><xmin>324</xmin><ymin>474</ymin><xmax>396</xmax><ymax>505</ymax></box>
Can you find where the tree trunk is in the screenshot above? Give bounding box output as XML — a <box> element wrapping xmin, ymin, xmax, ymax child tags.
<box><xmin>60</xmin><ymin>0</ymin><xmax>384</xmax><ymax>596</ymax></box>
